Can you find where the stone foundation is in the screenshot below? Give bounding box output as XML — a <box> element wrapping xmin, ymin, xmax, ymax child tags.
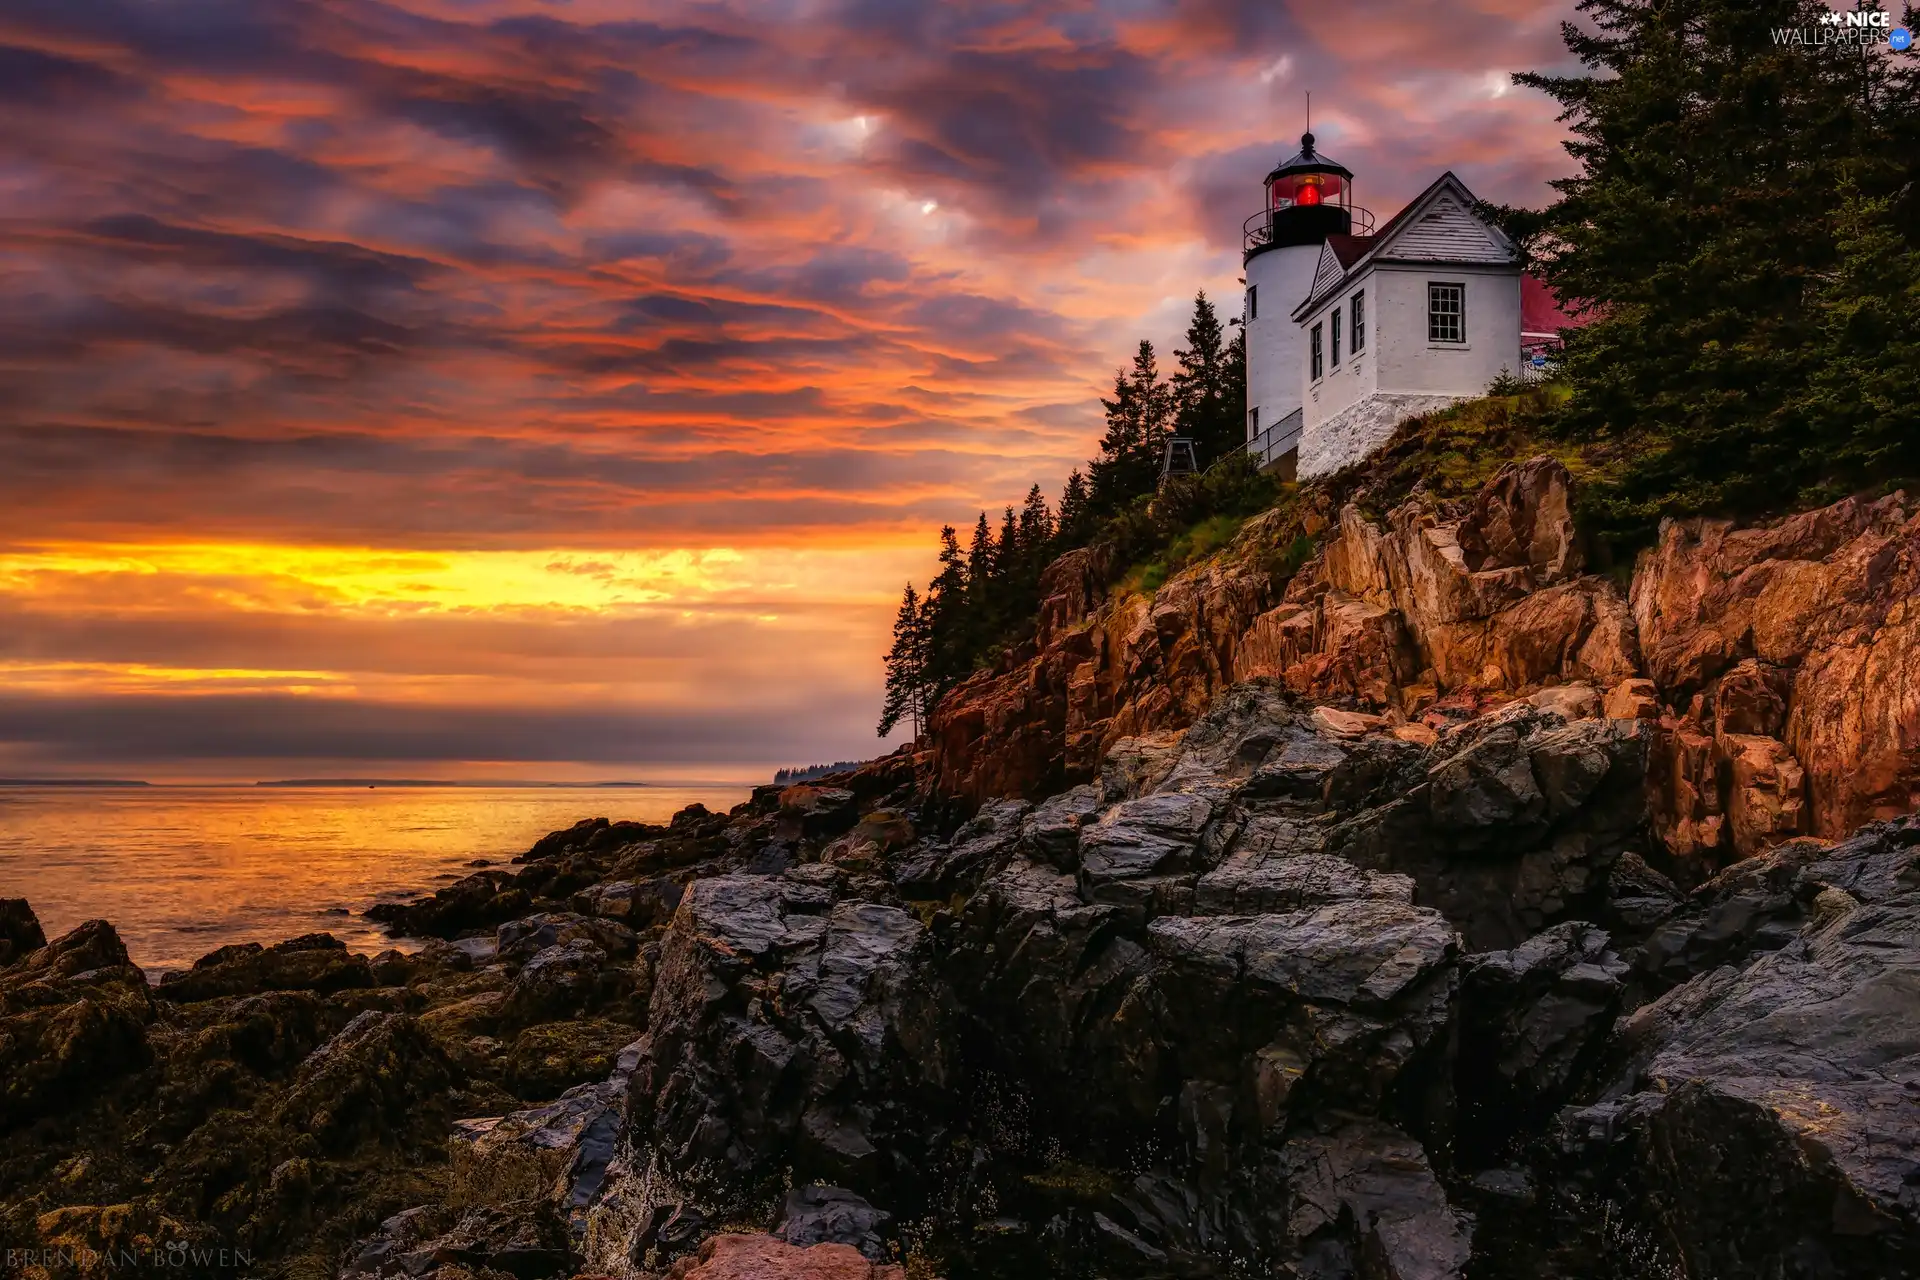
<box><xmin>1300</xmin><ymin>392</ymin><xmax>1465</xmax><ymax>478</ymax></box>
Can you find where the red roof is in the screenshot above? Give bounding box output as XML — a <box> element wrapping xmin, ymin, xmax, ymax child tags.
<box><xmin>1521</xmin><ymin>274</ymin><xmax>1595</xmax><ymax>345</ymax></box>
<box><xmin>1324</xmin><ymin>234</ymin><xmax>1374</xmax><ymax>268</ymax></box>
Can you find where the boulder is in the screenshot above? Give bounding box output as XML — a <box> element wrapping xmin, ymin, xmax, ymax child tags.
<box><xmin>0</xmin><ymin>898</ymin><xmax>46</xmax><ymax>966</ymax></box>
<box><xmin>157</xmin><ymin>932</ymin><xmax>374</xmax><ymax>1003</ymax></box>
<box><xmin>669</xmin><ymin>1233</ymin><xmax>907</xmax><ymax>1280</ymax></box>
<box><xmin>0</xmin><ymin>919</ymin><xmax>155</xmax><ymax>1126</ymax></box>
<box><xmin>627</xmin><ymin>877</ymin><xmax>952</xmax><ymax>1215</ymax></box>
<box><xmin>775</xmin><ymin>1184</ymin><xmax>892</xmax><ymax>1261</ymax></box>
<box><xmin>1567</xmin><ymin>815</ymin><xmax>1920</xmax><ymax>1275</ymax></box>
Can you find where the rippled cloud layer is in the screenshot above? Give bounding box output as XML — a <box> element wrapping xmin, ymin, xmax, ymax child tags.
<box><xmin>0</xmin><ymin>0</ymin><xmax>1575</xmax><ymax>778</ymax></box>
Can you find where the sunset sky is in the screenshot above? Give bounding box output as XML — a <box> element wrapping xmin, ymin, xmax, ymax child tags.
<box><xmin>0</xmin><ymin>0</ymin><xmax>1580</xmax><ymax>783</ymax></box>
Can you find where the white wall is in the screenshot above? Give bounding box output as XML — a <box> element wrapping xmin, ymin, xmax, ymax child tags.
<box><xmin>1242</xmin><ymin>242</ymin><xmax>1320</xmax><ymax>443</ymax></box>
<box><xmin>1296</xmin><ymin>263</ymin><xmax>1520</xmax><ymax>477</ymax></box>
<box><xmin>1299</xmin><ymin>280</ymin><xmax>1379</xmax><ymax>437</ymax></box>
<box><xmin>1371</xmin><ymin>265</ymin><xmax>1522</xmax><ymax>395</ymax></box>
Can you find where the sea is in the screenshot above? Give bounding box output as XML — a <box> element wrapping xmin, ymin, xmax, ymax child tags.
<box><xmin>0</xmin><ymin>783</ymin><xmax>749</xmax><ymax>977</ymax></box>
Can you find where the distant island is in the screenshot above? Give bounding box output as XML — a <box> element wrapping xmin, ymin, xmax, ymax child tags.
<box><xmin>0</xmin><ymin>778</ymin><xmax>150</xmax><ymax>787</ymax></box>
<box><xmin>254</xmin><ymin>778</ymin><xmax>658</xmax><ymax>789</ymax></box>
<box><xmin>771</xmin><ymin>760</ymin><xmax>868</xmax><ymax>784</ymax></box>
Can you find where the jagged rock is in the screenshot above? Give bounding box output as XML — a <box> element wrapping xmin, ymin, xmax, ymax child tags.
<box><xmin>776</xmin><ymin>1184</ymin><xmax>891</xmax><ymax>1261</ymax></box>
<box><xmin>272</xmin><ymin>1011</ymin><xmax>457</xmax><ymax>1152</ymax></box>
<box><xmin>0</xmin><ymin>919</ymin><xmax>155</xmax><ymax>1126</ymax></box>
<box><xmin>573</xmin><ymin>876</ymin><xmax>687</xmax><ymax>930</ymax></box>
<box><xmin>1632</xmin><ymin>493</ymin><xmax>1920</xmax><ymax>840</ymax></box>
<box><xmin>367</xmin><ymin>869</ymin><xmax>530</xmax><ymax>940</ymax></box>
<box><xmin>777</xmin><ymin>786</ymin><xmax>861</xmax><ymax>842</ymax></box>
<box><xmin>501</xmin><ymin>939</ymin><xmax>614</xmax><ymax>1025</ymax></box>
<box><xmin>453</xmin><ymin>1039</ymin><xmax>641</xmax><ymax>1226</ymax></box>
<box><xmin>670</xmin><ymin>1233</ymin><xmax>908</xmax><ymax>1279</ymax></box>
<box><xmin>1567</xmin><ymin>815</ymin><xmax>1920</xmax><ymax>1275</ymax></box>
<box><xmin>344</xmin><ymin>1198</ymin><xmax>576</xmax><ymax>1279</ymax></box>
<box><xmin>1194</xmin><ymin>850</ymin><xmax>1412</xmax><ymax>914</ymax></box>
<box><xmin>1331</xmin><ymin>706</ymin><xmax>1652</xmax><ymax>949</ymax></box>
<box><xmin>627</xmin><ymin>877</ymin><xmax>952</xmax><ymax>1215</ymax></box>
<box><xmin>1019</xmin><ymin>784</ymin><xmax>1103</xmax><ymax>871</ymax></box>
<box><xmin>891</xmin><ymin>799</ymin><xmax>1027</xmax><ymax>898</ymax></box>
<box><xmin>157</xmin><ymin>932</ymin><xmax>373</xmax><ymax>1003</ymax></box>
<box><xmin>496</xmin><ymin>913</ymin><xmax>637</xmax><ymax>965</ymax></box>
<box><xmin>1281</xmin><ymin>1121</ymin><xmax>1472</xmax><ymax>1280</ymax></box>
<box><xmin>504</xmin><ymin>1019</ymin><xmax>641</xmax><ymax>1101</ymax></box>
<box><xmin>0</xmin><ymin>899</ymin><xmax>46</xmax><ymax>966</ymax></box>
<box><xmin>1456</xmin><ymin>921</ymin><xmax>1626</xmax><ymax>1155</ymax></box>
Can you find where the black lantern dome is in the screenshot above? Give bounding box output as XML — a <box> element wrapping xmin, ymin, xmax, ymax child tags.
<box><xmin>1245</xmin><ymin>132</ymin><xmax>1369</xmax><ymax>258</ymax></box>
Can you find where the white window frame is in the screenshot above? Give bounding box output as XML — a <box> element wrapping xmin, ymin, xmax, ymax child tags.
<box><xmin>1351</xmin><ymin>291</ymin><xmax>1365</xmax><ymax>353</ymax></box>
<box><xmin>1310</xmin><ymin>323</ymin><xmax>1323</xmax><ymax>381</ymax></box>
<box><xmin>1331</xmin><ymin>308</ymin><xmax>1342</xmax><ymax>366</ymax></box>
<box><xmin>1248</xmin><ymin>285</ymin><xmax>1257</xmax><ymax>321</ymax></box>
<box><xmin>1428</xmin><ymin>282</ymin><xmax>1466</xmax><ymax>344</ymax></box>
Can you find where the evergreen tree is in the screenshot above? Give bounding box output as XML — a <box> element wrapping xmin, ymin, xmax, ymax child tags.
<box><xmin>995</xmin><ymin>506</ymin><xmax>1020</xmax><ymax>585</ymax></box>
<box><xmin>1088</xmin><ymin>340</ymin><xmax>1175</xmax><ymax>513</ymax></box>
<box><xmin>1016</xmin><ymin>484</ymin><xmax>1054</xmax><ymax>567</ymax></box>
<box><xmin>922</xmin><ymin>525</ymin><xmax>970</xmax><ymax>694</ymax></box>
<box><xmin>1057</xmin><ymin>469</ymin><xmax>1093</xmax><ymax>547</ymax></box>
<box><xmin>1506</xmin><ymin>0</ymin><xmax>1913</xmax><ymax>537</ymax></box>
<box><xmin>876</xmin><ymin>583</ymin><xmax>929</xmax><ymax>739</ymax></box>
<box><xmin>965</xmin><ymin>511</ymin><xmax>997</xmax><ymax>661</ymax></box>
<box><xmin>1171</xmin><ymin>292</ymin><xmax>1243</xmax><ymax>466</ymax></box>
<box><xmin>1784</xmin><ymin>181</ymin><xmax>1920</xmax><ymax>501</ymax></box>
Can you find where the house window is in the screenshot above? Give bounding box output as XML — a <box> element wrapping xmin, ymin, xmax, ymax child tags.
<box><xmin>1248</xmin><ymin>285</ymin><xmax>1257</xmax><ymax>321</ymax></box>
<box><xmin>1428</xmin><ymin>283</ymin><xmax>1465</xmax><ymax>343</ymax></box>
<box><xmin>1310</xmin><ymin>324</ymin><xmax>1323</xmax><ymax>380</ymax></box>
<box><xmin>1331</xmin><ymin>309</ymin><xmax>1342</xmax><ymax>366</ymax></box>
<box><xmin>1351</xmin><ymin>292</ymin><xmax>1365</xmax><ymax>352</ymax></box>
<box><xmin>1248</xmin><ymin>407</ymin><xmax>1259</xmax><ymax>440</ymax></box>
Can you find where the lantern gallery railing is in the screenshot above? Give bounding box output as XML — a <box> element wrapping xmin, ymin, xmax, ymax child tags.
<box><xmin>1244</xmin><ymin>206</ymin><xmax>1376</xmax><ymax>255</ymax></box>
<box><xmin>1248</xmin><ymin>407</ymin><xmax>1303</xmax><ymax>470</ymax></box>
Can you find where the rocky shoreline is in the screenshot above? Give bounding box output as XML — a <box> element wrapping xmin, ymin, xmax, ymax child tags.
<box><xmin>4</xmin><ymin>461</ymin><xmax>1918</xmax><ymax>1279</ymax></box>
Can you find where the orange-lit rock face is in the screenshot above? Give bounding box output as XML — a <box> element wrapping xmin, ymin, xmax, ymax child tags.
<box><xmin>671</xmin><ymin>1233</ymin><xmax>907</xmax><ymax>1280</ymax></box>
<box><xmin>929</xmin><ymin>463</ymin><xmax>1918</xmax><ymax>875</ymax></box>
<box><xmin>1632</xmin><ymin>494</ymin><xmax>1920</xmax><ymax>842</ymax></box>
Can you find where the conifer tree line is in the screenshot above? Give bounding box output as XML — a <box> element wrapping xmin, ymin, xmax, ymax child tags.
<box><xmin>1490</xmin><ymin>0</ymin><xmax>1920</xmax><ymax>544</ymax></box>
<box><xmin>878</xmin><ymin>293</ymin><xmax>1248</xmax><ymax>738</ymax></box>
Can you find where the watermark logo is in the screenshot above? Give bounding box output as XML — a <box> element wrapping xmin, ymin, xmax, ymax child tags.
<box><xmin>1775</xmin><ymin>6</ymin><xmax>1914</xmax><ymax>48</ymax></box>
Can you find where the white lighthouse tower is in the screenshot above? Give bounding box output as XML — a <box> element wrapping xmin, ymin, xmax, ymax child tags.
<box><xmin>1243</xmin><ymin>132</ymin><xmax>1371</xmax><ymax>476</ymax></box>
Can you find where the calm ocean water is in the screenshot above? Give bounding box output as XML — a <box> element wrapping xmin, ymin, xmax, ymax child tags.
<box><xmin>0</xmin><ymin>784</ymin><xmax>749</xmax><ymax>976</ymax></box>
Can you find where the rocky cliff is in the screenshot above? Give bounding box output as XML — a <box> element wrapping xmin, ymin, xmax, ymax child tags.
<box><xmin>934</xmin><ymin>459</ymin><xmax>1920</xmax><ymax>877</ymax></box>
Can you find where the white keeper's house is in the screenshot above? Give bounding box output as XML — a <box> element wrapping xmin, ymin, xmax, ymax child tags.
<box><xmin>1241</xmin><ymin>132</ymin><xmax>1580</xmax><ymax>479</ymax></box>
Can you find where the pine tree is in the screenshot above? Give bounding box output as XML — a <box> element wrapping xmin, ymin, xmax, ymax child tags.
<box><xmin>1172</xmin><ymin>292</ymin><xmax>1243</xmax><ymax>466</ymax></box>
<box><xmin>1785</xmin><ymin>181</ymin><xmax>1920</xmax><ymax>501</ymax></box>
<box><xmin>921</xmin><ymin>525</ymin><xmax>970</xmax><ymax>695</ymax></box>
<box><xmin>876</xmin><ymin>583</ymin><xmax>929</xmax><ymax>739</ymax></box>
<box><xmin>1088</xmin><ymin>340</ymin><xmax>1174</xmax><ymax>513</ymax></box>
<box><xmin>1508</xmin><ymin>0</ymin><xmax>1912</xmax><ymax>538</ymax></box>
<box><xmin>1057</xmin><ymin>469</ymin><xmax>1092</xmax><ymax>547</ymax></box>
<box><xmin>1016</xmin><ymin>484</ymin><xmax>1053</xmax><ymax>566</ymax></box>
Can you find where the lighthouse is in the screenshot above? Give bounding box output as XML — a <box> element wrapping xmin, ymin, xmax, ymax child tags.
<box><xmin>1242</xmin><ymin>132</ymin><xmax>1371</xmax><ymax>476</ymax></box>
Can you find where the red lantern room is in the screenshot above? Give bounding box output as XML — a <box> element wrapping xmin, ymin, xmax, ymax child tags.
<box><xmin>1245</xmin><ymin>132</ymin><xmax>1372</xmax><ymax>259</ymax></box>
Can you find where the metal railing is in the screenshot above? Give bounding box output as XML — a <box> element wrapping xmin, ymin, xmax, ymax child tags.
<box><xmin>1248</xmin><ymin>407</ymin><xmax>1303</xmax><ymax>470</ymax></box>
<box><xmin>1243</xmin><ymin>205</ymin><xmax>1376</xmax><ymax>255</ymax></box>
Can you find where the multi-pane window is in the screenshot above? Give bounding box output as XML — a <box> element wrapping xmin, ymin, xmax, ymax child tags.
<box><xmin>1248</xmin><ymin>285</ymin><xmax>1258</xmax><ymax>321</ymax></box>
<box><xmin>1428</xmin><ymin>283</ymin><xmax>1465</xmax><ymax>343</ymax></box>
<box><xmin>1310</xmin><ymin>324</ymin><xmax>1323</xmax><ymax>380</ymax></box>
<box><xmin>1351</xmin><ymin>292</ymin><xmax>1366</xmax><ymax>352</ymax></box>
<box><xmin>1331</xmin><ymin>309</ymin><xmax>1342</xmax><ymax>366</ymax></box>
